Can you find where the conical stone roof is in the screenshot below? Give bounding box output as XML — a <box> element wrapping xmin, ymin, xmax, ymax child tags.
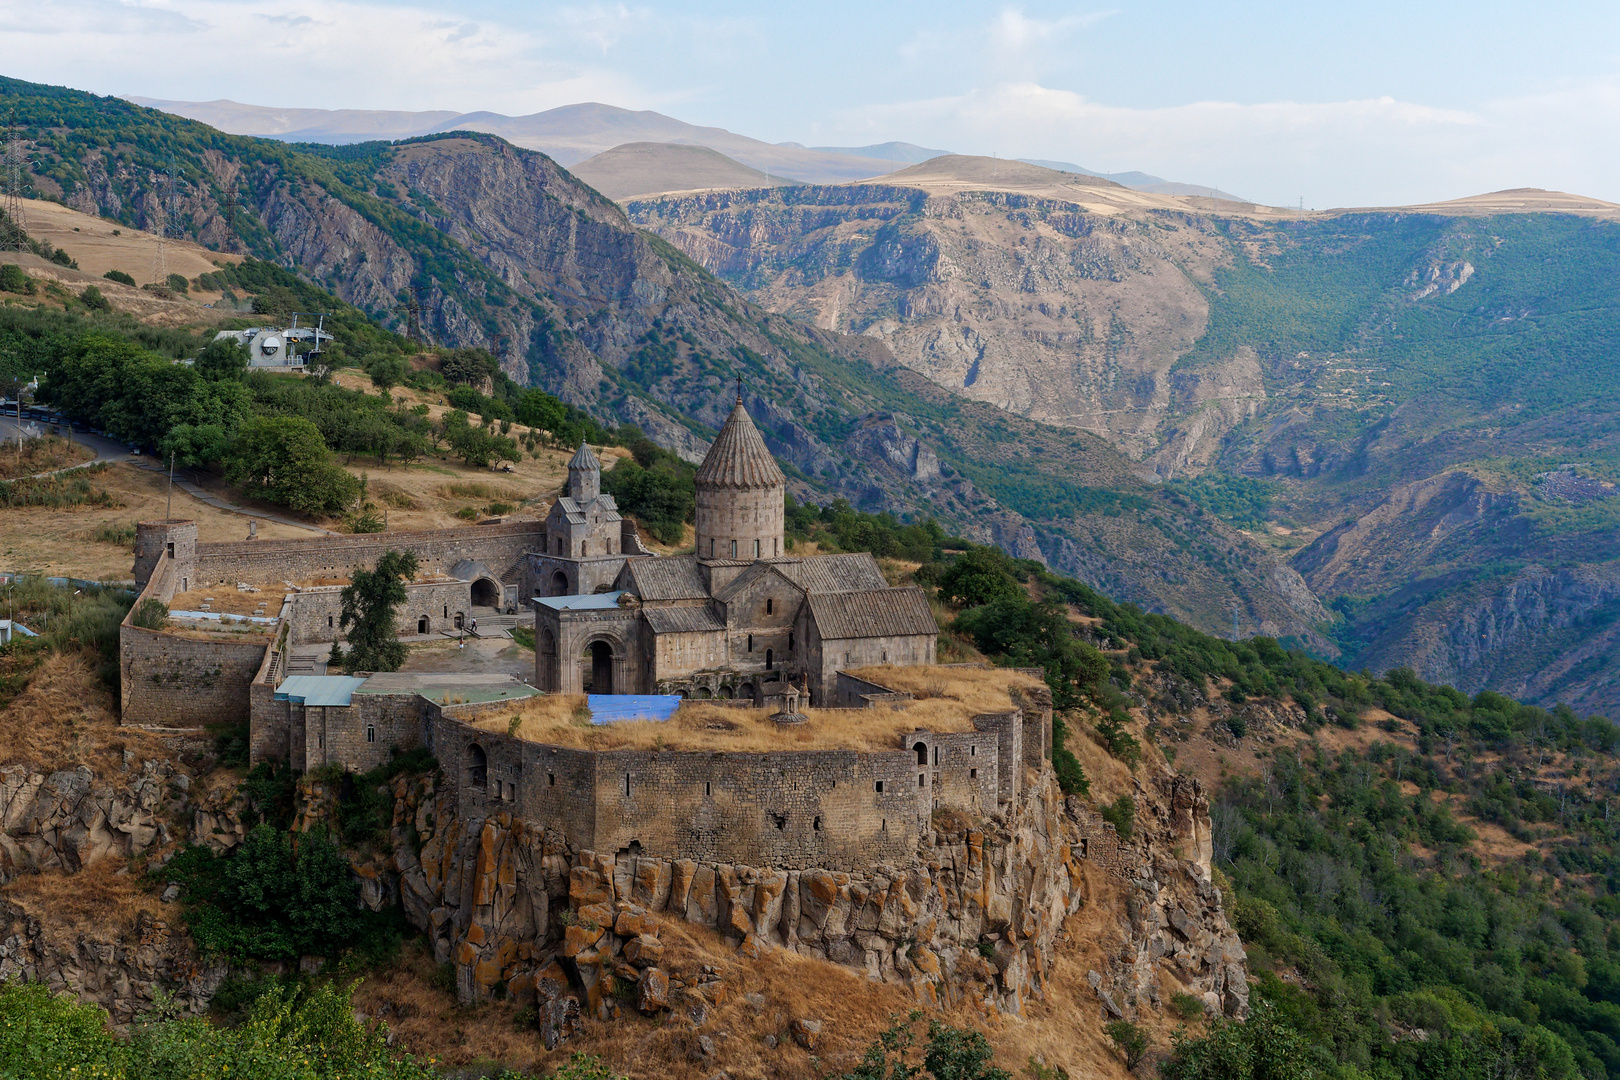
<box><xmin>694</xmin><ymin>403</ymin><xmax>786</xmax><ymax>490</ymax></box>
<box><xmin>568</xmin><ymin>442</ymin><xmax>600</xmax><ymax>471</ymax></box>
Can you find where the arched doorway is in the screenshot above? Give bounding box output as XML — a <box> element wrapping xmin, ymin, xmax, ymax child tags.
<box><xmin>551</xmin><ymin>570</ymin><xmax>569</xmax><ymax>596</ymax></box>
<box><xmin>739</xmin><ymin>683</ymin><xmax>756</xmax><ymax>703</ymax></box>
<box><xmin>471</xmin><ymin>578</ymin><xmax>500</xmax><ymax>607</ymax></box>
<box><xmin>585</xmin><ymin>640</ymin><xmax>614</xmax><ymax>694</ymax></box>
<box><xmin>468</xmin><ymin>744</ymin><xmax>488</xmax><ymax>789</ymax></box>
<box><xmin>417</xmin><ymin>616</ymin><xmax>430</xmax><ymax>635</ymax></box>
<box><xmin>914</xmin><ymin>741</ymin><xmax>928</xmax><ymax>765</ymax></box>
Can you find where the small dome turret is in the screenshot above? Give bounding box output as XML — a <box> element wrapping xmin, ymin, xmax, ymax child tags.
<box><xmin>568</xmin><ymin>441</ymin><xmax>601</xmax><ymax>503</ymax></box>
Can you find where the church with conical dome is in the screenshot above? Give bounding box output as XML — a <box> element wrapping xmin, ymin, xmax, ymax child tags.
<box><xmin>530</xmin><ymin>396</ymin><xmax>937</xmax><ymax>704</ymax></box>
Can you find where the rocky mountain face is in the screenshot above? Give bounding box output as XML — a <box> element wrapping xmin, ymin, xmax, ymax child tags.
<box><xmin>628</xmin><ymin>186</ymin><xmax>1263</xmax><ymax>467</ymax></box>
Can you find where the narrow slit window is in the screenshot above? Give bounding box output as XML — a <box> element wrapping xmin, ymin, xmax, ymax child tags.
<box><xmin>766</xmin><ymin>597</ymin><xmax>773</xmax><ymax>615</ymax></box>
<box><xmin>625</xmin><ymin>773</ymin><xmax>631</xmax><ymax>796</ymax></box>
<box><xmin>366</xmin><ymin>725</ymin><xmax>375</xmax><ymax>743</ymax></box>
<box><xmin>705</xmin><ymin>781</ymin><xmax>711</xmax><ymax>796</ymax></box>
<box><xmin>548</xmin><ymin>772</ymin><xmax>555</xmax><ymax>786</ymax></box>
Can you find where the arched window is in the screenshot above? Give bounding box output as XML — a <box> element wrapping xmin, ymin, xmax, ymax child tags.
<box><xmin>730</xmin><ymin>539</ymin><xmax>738</xmax><ymax>559</ymax></box>
<box><xmin>766</xmin><ymin>597</ymin><xmax>773</xmax><ymax>615</ymax></box>
<box><xmin>709</xmin><ymin>539</ymin><xmax>715</xmax><ymax>558</ymax></box>
<box><xmin>914</xmin><ymin>741</ymin><xmax>928</xmax><ymax>766</ymax></box>
<box><xmin>754</xmin><ymin>539</ymin><xmax>761</xmax><ymax>558</ymax></box>
<box><xmin>366</xmin><ymin>725</ymin><xmax>376</xmax><ymax>743</ymax></box>
<box><xmin>765</xmin><ymin>648</ymin><xmax>773</xmax><ymax>670</ymax></box>
<box><xmin>468</xmin><ymin>744</ymin><xmax>488</xmax><ymax>789</ymax></box>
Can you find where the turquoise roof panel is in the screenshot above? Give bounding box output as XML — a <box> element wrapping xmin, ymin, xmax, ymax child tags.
<box><xmin>535</xmin><ymin>592</ymin><xmax>624</xmax><ymax>611</ymax></box>
<box><xmin>274</xmin><ymin>675</ymin><xmax>368</xmax><ymax>707</ymax></box>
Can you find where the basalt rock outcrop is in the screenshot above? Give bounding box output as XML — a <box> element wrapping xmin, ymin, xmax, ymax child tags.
<box><xmin>370</xmin><ymin>764</ymin><xmax>1247</xmax><ymax>1041</ymax></box>
<box><xmin>0</xmin><ymin>902</ymin><xmax>227</xmax><ymax>1024</ymax></box>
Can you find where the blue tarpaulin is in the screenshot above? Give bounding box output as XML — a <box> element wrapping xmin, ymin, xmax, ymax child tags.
<box><xmin>587</xmin><ymin>695</ymin><xmax>683</xmax><ymax>724</ymax></box>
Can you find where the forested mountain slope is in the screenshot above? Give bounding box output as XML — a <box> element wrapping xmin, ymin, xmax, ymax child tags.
<box><xmin>0</xmin><ymin>75</ymin><xmax>1325</xmax><ymax>643</ymax></box>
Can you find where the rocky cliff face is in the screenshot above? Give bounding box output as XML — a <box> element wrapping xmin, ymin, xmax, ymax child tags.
<box><xmin>628</xmin><ymin>189</ymin><xmax>1264</xmax><ymax>468</ymax></box>
<box><xmin>0</xmin><ymin>746</ymin><xmax>1249</xmax><ymax>1044</ymax></box>
<box><xmin>0</xmin><ymin>759</ymin><xmax>238</xmax><ymax>1022</ymax></box>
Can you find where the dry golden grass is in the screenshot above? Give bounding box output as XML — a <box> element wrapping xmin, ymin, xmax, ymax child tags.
<box><xmin>0</xmin><ymin>435</ymin><xmax>95</xmax><ymax>480</ymax></box>
<box><xmin>170</xmin><ymin>587</ymin><xmax>286</xmax><ymax>617</ymax></box>
<box><xmin>1</xmin><ymin>857</ymin><xmax>166</xmax><ymax>938</ymax></box>
<box><xmin>0</xmin><ymin>652</ymin><xmax>166</xmax><ymax>774</ymax></box>
<box><xmin>361</xmin><ymin>891</ymin><xmax>1147</xmax><ymax>1080</ymax></box>
<box><xmin>0</xmin><ymin>462</ymin><xmax>313</xmax><ymax>580</ymax></box>
<box><xmin>483</xmin><ymin>665</ymin><xmax>1041</xmax><ymax>752</ymax></box>
<box><xmin>848</xmin><ymin>665</ymin><xmax>1044</xmax><ymax>713</ymax></box>
<box><xmin>11</xmin><ymin>196</ymin><xmax>241</xmax><ymax>289</ymax></box>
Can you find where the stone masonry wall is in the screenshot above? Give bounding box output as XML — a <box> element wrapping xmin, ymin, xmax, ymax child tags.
<box><xmin>192</xmin><ymin>520</ymin><xmax>544</xmax><ymax>588</ymax></box>
<box><xmin>283</xmin><ymin>580</ymin><xmax>471</xmax><ymax>647</ymax></box>
<box><xmin>421</xmin><ymin>689</ymin><xmax>1055</xmax><ymax>872</ymax></box>
<box><xmin>120</xmin><ymin>623</ymin><xmax>269</xmax><ymax>729</ymax></box>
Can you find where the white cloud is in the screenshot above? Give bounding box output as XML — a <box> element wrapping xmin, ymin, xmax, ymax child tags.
<box><xmin>0</xmin><ymin>0</ymin><xmax>646</xmax><ymax>114</ymax></box>
<box><xmin>823</xmin><ymin>79</ymin><xmax>1620</xmax><ymax>206</ymax></box>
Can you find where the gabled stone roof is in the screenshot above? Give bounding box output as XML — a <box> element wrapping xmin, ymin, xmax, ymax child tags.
<box><xmin>620</xmin><ymin>554</ymin><xmax>710</xmax><ymax>601</ymax></box>
<box><xmin>713</xmin><ymin>560</ymin><xmax>805</xmax><ymax>605</ymax></box>
<box><xmin>549</xmin><ymin>494</ymin><xmax>620</xmax><ymax>527</ymax></box>
<box><xmin>694</xmin><ymin>403</ymin><xmax>786</xmax><ymax>490</ymax></box>
<box><xmin>806</xmin><ymin>586</ymin><xmax>938</xmax><ymax>640</ymax></box>
<box><xmin>642</xmin><ymin>606</ymin><xmax>727</xmax><ymax>634</ymax></box>
<box><xmin>775</xmin><ymin>553</ymin><xmax>888</xmax><ymax>594</ymax></box>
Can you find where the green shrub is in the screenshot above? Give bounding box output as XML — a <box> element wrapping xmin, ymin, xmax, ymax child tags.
<box><xmin>167</xmin><ymin>824</ymin><xmax>369</xmax><ymax>961</ymax></box>
<box><xmin>1170</xmin><ymin>992</ymin><xmax>1208</xmax><ymax>1021</ymax></box>
<box><xmin>131</xmin><ymin>598</ymin><xmax>169</xmax><ymax>630</ymax></box>
<box><xmin>1100</xmin><ymin>794</ymin><xmax>1135</xmax><ymax>840</ymax></box>
<box><xmin>0</xmin><ymin>263</ymin><xmax>34</xmax><ymax>294</ymax></box>
<box><xmin>103</xmin><ymin>268</ymin><xmax>136</xmax><ymax>286</ymax></box>
<box><xmin>79</xmin><ymin>284</ymin><xmax>110</xmax><ymax>311</ymax></box>
<box><xmin>1105</xmin><ymin>1019</ymin><xmax>1150</xmax><ymax>1070</ymax></box>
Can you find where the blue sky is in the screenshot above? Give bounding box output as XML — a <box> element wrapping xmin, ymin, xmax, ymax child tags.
<box><xmin>4</xmin><ymin>0</ymin><xmax>1617</xmax><ymax>205</ymax></box>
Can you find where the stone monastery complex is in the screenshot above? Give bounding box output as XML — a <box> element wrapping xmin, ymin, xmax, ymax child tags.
<box><xmin>117</xmin><ymin>397</ymin><xmax>1057</xmax><ymax>873</ymax></box>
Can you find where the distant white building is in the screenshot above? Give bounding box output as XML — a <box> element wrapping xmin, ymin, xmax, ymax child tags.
<box><xmin>213</xmin><ymin>326</ymin><xmax>334</xmax><ymax>369</ymax></box>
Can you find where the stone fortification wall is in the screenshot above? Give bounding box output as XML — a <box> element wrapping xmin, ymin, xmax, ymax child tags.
<box><xmin>120</xmin><ymin>550</ymin><xmax>270</xmax><ymax>729</ymax></box>
<box><xmin>190</xmin><ymin>521</ymin><xmax>544</xmax><ymax>589</ymax></box>
<box><xmin>423</xmin><ymin>688</ymin><xmax>1054</xmax><ymax>872</ymax></box>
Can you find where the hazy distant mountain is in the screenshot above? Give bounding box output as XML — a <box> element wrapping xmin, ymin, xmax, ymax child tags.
<box><xmin>571</xmin><ymin>143</ymin><xmax>802</xmax><ymax>200</ymax></box>
<box><xmin>1019</xmin><ymin>158</ymin><xmax>1248</xmax><ymax>202</ymax></box>
<box><xmin>129</xmin><ymin>98</ymin><xmax>902</xmax><ymax>185</ymax></box>
<box><xmin>802</xmin><ymin>142</ymin><xmax>951</xmax><ymax>164</ymax></box>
